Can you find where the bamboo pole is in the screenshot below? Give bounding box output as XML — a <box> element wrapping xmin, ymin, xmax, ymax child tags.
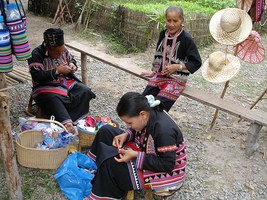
<box><xmin>209</xmin><ymin>0</ymin><xmax>248</xmax><ymax>129</ymax></box>
<box><xmin>81</xmin><ymin>52</ymin><xmax>88</xmax><ymax>85</ymax></box>
<box><xmin>210</xmin><ymin>80</ymin><xmax>230</xmax><ymax>129</ymax></box>
<box><xmin>0</xmin><ymin>73</ymin><xmax>22</xmax><ymax>199</ymax></box>
<box><xmin>238</xmin><ymin>88</ymin><xmax>267</xmax><ymax>122</ymax></box>
<box><xmin>249</xmin><ymin>89</ymin><xmax>267</xmax><ymax>109</ymax></box>
<box><xmin>52</xmin><ymin>0</ymin><xmax>63</xmax><ymax>24</ymax></box>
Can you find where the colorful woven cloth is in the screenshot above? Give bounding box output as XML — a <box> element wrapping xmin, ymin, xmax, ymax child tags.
<box><xmin>6</xmin><ymin>19</ymin><xmax>31</xmax><ymax>61</ymax></box>
<box><xmin>255</xmin><ymin>0</ymin><xmax>266</xmax><ymax>22</ymax></box>
<box><xmin>0</xmin><ymin>18</ymin><xmax>12</xmax><ymax>72</ymax></box>
<box><xmin>78</xmin><ymin>116</ymin><xmax>118</xmax><ymax>133</ymax></box>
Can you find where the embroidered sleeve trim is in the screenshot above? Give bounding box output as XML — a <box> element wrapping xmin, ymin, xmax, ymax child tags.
<box><xmin>157</xmin><ymin>144</ymin><xmax>178</xmax><ymax>152</ymax></box>
<box><xmin>29</xmin><ymin>62</ymin><xmax>45</xmax><ymax>70</ymax></box>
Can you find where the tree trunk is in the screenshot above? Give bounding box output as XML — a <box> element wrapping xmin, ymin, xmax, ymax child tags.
<box><xmin>0</xmin><ymin>73</ymin><xmax>22</xmax><ymax>199</ymax></box>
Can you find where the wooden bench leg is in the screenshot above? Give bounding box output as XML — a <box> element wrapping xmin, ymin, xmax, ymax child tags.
<box><xmin>144</xmin><ymin>189</ymin><xmax>153</xmax><ymax>200</ymax></box>
<box><xmin>246</xmin><ymin>123</ymin><xmax>263</xmax><ymax>157</ymax></box>
<box><xmin>126</xmin><ymin>190</ymin><xmax>134</xmax><ymax>200</ymax></box>
<box><xmin>126</xmin><ymin>189</ymin><xmax>153</xmax><ymax>200</ymax></box>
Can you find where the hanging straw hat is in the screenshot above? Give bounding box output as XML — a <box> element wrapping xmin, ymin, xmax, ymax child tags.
<box><xmin>209</xmin><ymin>8</ymin><xmax>253</xmax><ymax>45</ymax></box>
<box><xmin>234</xmin><ymin>30</ymin><xmax>265</xmax><ymax>64</ymax></box>
<box><xmin>201</xmin><ymin>51</ymin><xmax>241</xmax><ymax>83</ymax></box>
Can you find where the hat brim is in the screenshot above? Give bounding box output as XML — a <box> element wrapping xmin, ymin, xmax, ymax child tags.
<box><xmin>201</xmin><ymin>53</ymin><xmax>241</xmax><ymax>83</ymax></box>
<box><xmin>209</xmin><ymin>8</ymin><xmax>252</xmax><ymax>46</ymax></box>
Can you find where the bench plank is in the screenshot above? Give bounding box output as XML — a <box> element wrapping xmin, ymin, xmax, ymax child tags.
<box><xmin>66</xmin><ymin>42</ymin><xmax>146</xmax><ymax>79</ymax></box>
<box><xmin>182</xmin><ymin>87</ymin><xmax>267</xmax><ymax>126</ymax></box>
<box><xmin>66</xmin><ymin>41</ymin><xmax>267</xmax><ymax>127</ymax></box>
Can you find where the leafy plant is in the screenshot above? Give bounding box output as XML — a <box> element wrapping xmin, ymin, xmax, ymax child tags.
<box><xmin>103</xmin><ymin>30</ymin><xmax>140</xmax><ymax>55</ymax></box>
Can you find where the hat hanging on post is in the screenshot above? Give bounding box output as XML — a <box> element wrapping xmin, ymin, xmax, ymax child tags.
<box><xmin>201</xmin><ymin>51</ymin><xmax>241</xmax><ymax>83</ymax></box>
<box><xmin>209</xmin><ymin>8</ymin><xmax>253</xmax><ymax>45</ymax></box>
<box><xmin>234</xmin><ymin>30</ymin><xmax>265</xmax><ymax>64</ymax></box>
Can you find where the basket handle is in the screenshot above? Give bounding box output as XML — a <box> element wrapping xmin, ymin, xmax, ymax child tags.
<box><xmin>25</xmin><ymin>118</ymin><xmax>67</xmax><ymax>132</ymax></box>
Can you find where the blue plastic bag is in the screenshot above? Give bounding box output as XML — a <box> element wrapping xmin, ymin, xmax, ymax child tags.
<box><xmin>55</xmin><ymin>152</ymin><xmax>97</xmax><ymax>200</ymax></box>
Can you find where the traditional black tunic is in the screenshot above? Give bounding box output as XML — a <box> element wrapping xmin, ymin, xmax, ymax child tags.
<box><xmin>143</xmin><ymin>29</ymin><xmax>202</xmax><ymax>111</ymax></box>
<box><xmin>28</xmin><ymin>43</ymin><xmax>96</xmax><ymax>124</ymax></box>
<box><xmin>87</xmin><ymin>109</ymin><xmax>187</xmax><ymax>199</ymax></box>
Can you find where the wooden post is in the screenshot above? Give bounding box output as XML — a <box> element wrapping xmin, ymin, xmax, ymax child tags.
<box><xmin>246</xmin><ymin>123</ymin><xmax>262</xmax><ymax>157</ymax></box>
<box><xmin>81</xmin><ymin>52</ymin><xmax>88</xmax><ymax>85</ymax></box>
<box><xmin>144</xmin><ymin>189</ymin><xmax>153</xmax><ymax>200</ymax></box>
<box><xmin>210</xmin><ymin>80</ymin><xmax>230</xmax><ymax>129</ymax></box>
<box><xmin>0</xmin><ymin>74</ymin><xmax>22</xmax><ymax>199</ymax></box>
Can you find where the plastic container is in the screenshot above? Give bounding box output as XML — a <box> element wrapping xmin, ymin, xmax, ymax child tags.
<box><xmin>0</xmin><ymin>16</ymin><xmax>10</xmax><ymax>46</ymax></box>
<box><xmin>5</xmin><ymin>3</ymin><xmax>21</xmax><ymax>22</ymax></box>
<box><xmin>0</xmin><ymin>15</ymin><xmax>12</xmax><ymax>72</ymax></box>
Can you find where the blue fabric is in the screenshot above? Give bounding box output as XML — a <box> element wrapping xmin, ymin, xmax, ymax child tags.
<box><xmin>55</xmin><ymin>152</ymin><xmax>97</xmax><ymax>200</ymax></box>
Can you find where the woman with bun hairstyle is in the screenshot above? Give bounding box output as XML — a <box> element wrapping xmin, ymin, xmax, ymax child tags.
<box><xmin>87</xmin><ymin>92</ymin><xmax>186</xmax><ymax>199</ymax></box>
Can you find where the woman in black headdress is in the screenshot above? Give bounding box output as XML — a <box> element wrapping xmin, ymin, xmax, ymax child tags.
<box><xmin>28</xmin><ymin>28</ymin><xmax>96</xmax><ymax>133</ymax></box>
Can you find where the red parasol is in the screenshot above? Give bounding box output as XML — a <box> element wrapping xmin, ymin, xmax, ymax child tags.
<box><xmin>234</xmin><ymin>30</ymin><xmax>265</xmax><ymax>64</ymax></box>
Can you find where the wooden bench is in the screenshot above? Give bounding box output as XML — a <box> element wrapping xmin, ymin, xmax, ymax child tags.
<box><xmin>66</xmin><ymin>41</ymin><xmax>267</xmax><ymax>197</ymax></box>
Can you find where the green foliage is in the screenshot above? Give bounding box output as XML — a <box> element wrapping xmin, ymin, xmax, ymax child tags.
<box><xmin>104</xmin><ymin>31</ymin><xmax>141</xmax><ymax>55</ymax></box>
<box><xmin>188</xmin><ymin>0</ymin><xmax>236</xmax><ymax>10</ymax></box>
<box><xmin>97</xmin><ymin>0</ymin><xmax>235</xmax><ymax>14</ymax></box>
<box><xmin>120</xmin><ymin>1</ymin><xmax>216</xmax><ymax>15</ymax></box>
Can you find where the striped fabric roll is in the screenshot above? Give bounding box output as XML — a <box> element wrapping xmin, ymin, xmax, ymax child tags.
<box><xmin>6</xmin><ymin>19</ymin><xmax>31</xmax><ymax>61</ymax></box>
<box><xmin>0</xmin><ymin>27</ymin><xmax>12</xmax><ymax>72</ymax></box>
<box><xmin>0</xmin><ymin>53</ymin><xmax>13</xmax><ymax>72</ymax></box>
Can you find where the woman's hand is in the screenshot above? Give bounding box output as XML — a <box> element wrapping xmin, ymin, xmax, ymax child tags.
<box><xmin>112</xmin><ymin>132</ymin><xmax>128</xmax><ymax>148</ymax></box>
<box><xmin>56</xmin><ymin>63</ymin><xmax>77</xmax><ymax>75</ymax></box>
<box><xmin>56</xmin><ymin>65</ymin><xmax>72</xmax><ymax>75</ymax></box>
<box><xmin>69</xmin><ymin>63</ymin><xmax>77</xmax><ymax>73</ymax></box>
<box><xmin>114</xmin><ymin>148</ymin><xmax>138</xmax><ymax>163</ymax></box>
<box><xmin>140</xmin><ymin>71</ymin><xmax>155</xmax><ymax>78</ymax></box>
<box><xmin>162</xmin><ymin>64</ymin><xmax>180</xmax><ymax>76</ymax></box>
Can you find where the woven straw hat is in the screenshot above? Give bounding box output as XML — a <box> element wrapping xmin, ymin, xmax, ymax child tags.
<box><xmin>209</xmin><ymin>8</ymin><xmax>252</xmax><ymax>45</ymax></box>
<box><xmin>201</xmin><ymin>51</ymin><xmax>241</xmax><ymax>83</ymax></box>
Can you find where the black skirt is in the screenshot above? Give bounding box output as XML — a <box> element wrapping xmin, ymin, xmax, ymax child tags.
<box><xmin>88</xmin><ymin>125</ymin><xmax>135</xmax><ymax>199</ymax></box>
<box><xmin>34</xmin><ymin>82</ymin><xmax>96</xmax><ymax>124</ymax></box>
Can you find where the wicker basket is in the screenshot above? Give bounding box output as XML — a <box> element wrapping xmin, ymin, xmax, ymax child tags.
<box><xmin>77</xmin><ymin>127</ymin><xmax>96</xmax><ymax>150</ymax></box>
<box><xmin>15</xmin><ymin>118</ymin><xmax>69</xmax><ymax>169</ymax></box>
<box><xmin>77</xmin><ymin>120</ymin><xmax>119</xmax><ymax>151</ymax></box>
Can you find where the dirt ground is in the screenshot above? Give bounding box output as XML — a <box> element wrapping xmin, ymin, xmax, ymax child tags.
<box><xmin>0</xmin><ymin>2</ymin><xmax>267</xmax><ymax>200</ymax></box>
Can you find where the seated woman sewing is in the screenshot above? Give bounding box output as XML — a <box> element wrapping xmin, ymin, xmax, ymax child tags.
<box><xmin>87</xmin><ymin>92</ymin><xmax>186</xmax><ymax>199</ymax></box>
<box><xmin>28</xmin><ymin>28</ymin><xmax>96</xmax><ymax>134</ymax></box>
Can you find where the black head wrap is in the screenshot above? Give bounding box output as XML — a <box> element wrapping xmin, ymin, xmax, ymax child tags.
<box><xmin>43</xmin><ymin>28</ymin><xmax>64</xmax><ymax>48</ymax></box>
